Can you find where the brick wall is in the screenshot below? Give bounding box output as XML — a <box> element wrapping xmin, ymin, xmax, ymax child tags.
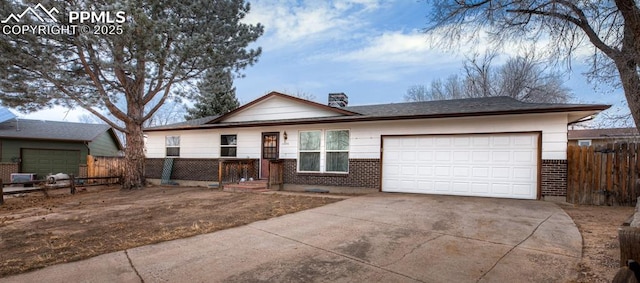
<box><xmin>282</xmin><ymin>159</ymin><xmax>380</xmax><ymax>188</ymax></box>
<box><xmin>0</xmin><ymin>163</ymin><xmax>18</xmax><ymax>183</ymax></box>
<box><xmin>144</xmin><ymin>158</ymin><xmax>259</xmax><ymax>182</ymax></box>
<box><xmin>541</xmin><ymin>159</ymin><xmax>567</xmax><ymax>196</ymax></box>
<box><xmin>143</xmin><ymin>157</ymin><xmax>568</xmax><ymax>197</ymax></box>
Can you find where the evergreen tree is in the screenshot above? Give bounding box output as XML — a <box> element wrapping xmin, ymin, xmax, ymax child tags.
<box><xmin>185</xmin><ymin>69</ymin><xmax>240</xmax><ymax>119</ymax></box>
<box><xmin>0</xmin><ymin>0</ymin><xmax>263</xmax><ymax>189</ymax></box>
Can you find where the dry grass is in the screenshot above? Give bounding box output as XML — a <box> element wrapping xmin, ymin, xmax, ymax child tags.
<box><xmin>0</xmin><ymin>186</ymin><xmax>342</xmax><ymax>277</ymax></box>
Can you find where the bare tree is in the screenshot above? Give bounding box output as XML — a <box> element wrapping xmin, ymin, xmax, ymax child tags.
<box><xmin>279</xmin><ymin>89</ymin><xmax>317</xmax><ymax>101</ymax></box>
<box><xmin>406</xmin><ymin>53</ymin><xmax>571</xmax><ymax>102</ymax></box>
<box><xmin>425</xmin><ymin>1</ymin><xmax>640</xmax><ymax>127</ymax></box>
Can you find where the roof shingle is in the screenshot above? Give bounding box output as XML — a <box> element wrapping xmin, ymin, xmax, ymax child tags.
<box><xmin>145</xmin><ymin>96</ymin><xmax>610</xmax><ymax>131</ymax></box>
<box><xmin>0</xmin><ymin>119</ymin><xmax>113</xmax><ymax>142</ymax></box>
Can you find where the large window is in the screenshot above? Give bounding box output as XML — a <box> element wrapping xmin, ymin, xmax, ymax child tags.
<box><xmin>165</xmin><ymin>136</ymin><xmax>180</xmax><ymax>157</ymax></box>
<box><xmin>221</xmin><ymin>134</ymin><xmax>237</xmax><ymax>157</ymax></box>
<box><xmin>298</xmin><ymin>130</ymin><xmax>349</xmax><ymax>173</ymax></box>
<box><xmin>299</xmin><ymin>131</ymin><xmax>321</xmax><ymax>171</ymax></box>
<box><xmin>326</xmin><ymin>130</ymin><xmax>349</xmax><ymax>172</ymax></box>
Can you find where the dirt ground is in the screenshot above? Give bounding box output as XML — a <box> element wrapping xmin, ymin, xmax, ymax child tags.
<box><xmin>0</xmin><ymin>185</ymin><xmax>342</xmax><ymax>277</ymax></box>
<box><xmin>560</xmin><ymin>203</ymin><xmax>635</xmax><ymax>283</ymax></box>
<box><xmin>0</xmin><ymin>186</ymin><xmax>636</xmax><ymax>281</ymax></box>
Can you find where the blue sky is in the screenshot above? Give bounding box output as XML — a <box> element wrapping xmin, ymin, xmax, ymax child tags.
<box><xmin>21</xmin><ymin>0</ymin><xmax>628</xmax><ymax>124</ymax></box>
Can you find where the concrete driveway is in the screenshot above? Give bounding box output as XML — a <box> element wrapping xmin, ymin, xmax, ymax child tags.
<box><xmin>1</xmin><ymin>193</ymin><xmax>581</xmax><ymax>282</ymax></box>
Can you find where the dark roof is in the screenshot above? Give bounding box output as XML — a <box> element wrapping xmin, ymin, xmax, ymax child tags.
<box><xmin>344</xmin><ymin>96</ymin><xmax>603</xmax><ymax>116</ymax></box>
<box><xmin>568</xmin><ymin>128</ymin><xmax>640</xmax><ymax>140</ymax></box>
<box><xmin>0</xmin><ymin>119</ymin><xmax>117</xmax><ymax>143</ymax></box>
<box><xmin>145</xmin><ymin>96</ymin><xmax>610</xmax><ymax>131</ymax></box>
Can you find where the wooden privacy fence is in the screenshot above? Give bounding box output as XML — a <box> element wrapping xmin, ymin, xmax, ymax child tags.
<box><xmin>87</xmin><ymin>155</ymin><xmax>124</xmax><ymax>183</ymax></box>
<box><xmin>268</xmin><ymin>160</ymin><xmax>284</xmax><ymax>190</ymax></box>
<box><xmin>218</xmin><ymin>159</ymin><xmax>257</xmax><ymax>189</ymax></box>
<box><xmin>567</xmin><ymin>143</ymin><xmax>640</xmax><ymax>206</ymax></box>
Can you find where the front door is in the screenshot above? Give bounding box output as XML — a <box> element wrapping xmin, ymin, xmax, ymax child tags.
<box><xmin>261</xmin><ymin>132</ymin><xmax>279</xmax><ymax>179</ymax></box>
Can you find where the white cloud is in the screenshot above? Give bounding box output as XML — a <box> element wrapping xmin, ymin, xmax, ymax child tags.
<box><xmin>243</xmin><ymin>0</ymin><xmax>384</xmax><ymax>50</ymax></box>
<box><xmin>333</xmin><ymin>31</ymin><xmax>438</xmax><ymax>64</ymax></box>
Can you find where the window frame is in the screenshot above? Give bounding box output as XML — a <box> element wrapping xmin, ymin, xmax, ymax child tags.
<box><xmin>220</xmin><ymin>134</ymin><xmax>238</xmax><ymax>158</ymax></box>
<box><xmin>298</xmin><ymin>130</ymin><xmax>322</xmax><ymax>172</ymax></box>
<box><xmin>577</xmin><ymin>139</ymin><xmax>592</xmax><ymax>147</ymax></box>
<box><xmin>325</xmin><ymin>129</ymin><xmax>350</xmax><ymax>173</ymax></box>
<box><xmin>165</xmin><ymin>135</ymin><xmax>180</xmax><ymax>157</ymax></box>
<box><xmin>297</xmin><ymin>129</ymin><xmax>350</xmax><ymax>173</ymax></box>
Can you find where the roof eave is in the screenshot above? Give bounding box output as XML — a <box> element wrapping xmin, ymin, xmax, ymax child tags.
<box><xmin>206</xmin><ymin>91</ymin><xmax>361</xmax><ymax>124</ymax></box>
<box><xmin>144</xmin><ymin>105</ymin><xmax>610</xmax><ymax>132</ymax></box>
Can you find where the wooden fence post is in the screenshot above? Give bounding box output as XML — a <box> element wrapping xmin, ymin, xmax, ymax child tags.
<box><xmin>619</xmin><ymin>226</ymin><xmax>640</xmax><ymax>267</ymax></box>
<box><xmin>70</xmin><ymin>174</ymin><xmax>76</xmax><ymax>194</ymax></box>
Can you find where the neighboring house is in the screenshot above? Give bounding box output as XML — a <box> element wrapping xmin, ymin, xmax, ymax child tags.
<box><xmin>0</xmin><ymin>119</ymin><xmax>123</xmax><ymax>181</ymax></box>
<box><xmin>144</xmin><ymin>91</ymin><xmax>609</xmax><ymax>200</ymax></box>
<box><xmin>568</xmin><ymin>127</ymin><xmax>640</xmax><ymax>147</ymax></box>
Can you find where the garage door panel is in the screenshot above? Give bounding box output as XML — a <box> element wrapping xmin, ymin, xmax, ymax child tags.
<box><xmin>513</xmin><ymin>167</ymin><xmax>534</xmax><ymax>179</ymax></box>
<box><xmin>434</xmin><ymin>166</ymin><xmax>450</xmax><ymax>177</ymax></box>
<box><xmin>471</xmin><ymin>183</ymin><xmax>489</xmax><ymax>193</ymax></box>
<box><xmin>454</xmin><ymin>137</ymin><xmax>470</xmax><ymax>146</ymax></box>
<box><xmin>473</xmin><ymin>136</ymin><xmax>490</xmax><ymax>146</ymax></box>
<box><xmin>492</xmin><ymin>151</ymin><xmax>511</xmax><ymax>162</ymax></box>
<box><xmin>514</xmin><ymin>151</ymin><xmax>535</xmax><ymax>162</ymax></box>
<box><xmin>453</xmin><ymin>151</ymin><xmax>470</xmax><ymax>161</ymax></box>
<box><xmin>472</xmin><ymin>167</ymin><xmax>490</xmax><ymax>178</ymax></box>
<box><xmin>453</xmin><ymin>166</ymin><xmax>470</xmax><ymax>177</ymax></box>
<box><xmin>401</xmin><ymin>151</ymin><xmax>416</xmax><ymax>161</ymax></box>
<box><xmin>453</xmin><ymin>182</ymin><xmax>469</xmax><ymax>192</ymax></box>
<box><xmin>22</xmin><ymin>149</ymin><xmax>80</xmax><ymax>178</ymax></box>
<box><xmin>434</xmin><ymin>181</ymin><xmax>450</xmax><ymax>192</ymax></box>
<box><xmin>491</xmin><ymin>183</ymin><xmax>511</xmax><ymax>195</ymax></box>
<box><xmin>417</xmin><ymin>166</ymin><xmax>433</xmax><ymax>176</ymax></box>
<box><xmin>492</xmin><ymin>168</ymin><xmax>511</xmax><ymax>179</ymax></box>
<box><xmin>472</xmin><ymin>151</ymin><xmax>490</xmax><ymax>162</ymax></box>
<box><xmin>435</xmin><ymin>137</ymin><xmax>451</xmax><ymax>146</ymax></box>
<box><xmin>417</xmin><ymin>151</ymin><xmax>433</xmax><ymax>161</ymax></box>
<box><xmin>382</xmin><ymin>133</ymin><xmax>538</xmax><ymax>200</ymax></box>
<box><xmin>435</xmin><ymin>151</ymin><xmax>450</xmax><ymax>161</ymax></box>
<box><xmin>513</xmin><ymin>184</ymin><xmax>534</xmax><ymax>196</ymax></box>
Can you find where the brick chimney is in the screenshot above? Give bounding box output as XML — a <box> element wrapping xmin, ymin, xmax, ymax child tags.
<box><xmin>328</xmin><ymin>92</ymin><xmax>348</xmax><ymax>108</ymax></box>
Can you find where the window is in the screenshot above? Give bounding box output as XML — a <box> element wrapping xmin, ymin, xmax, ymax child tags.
<box><xmin>221</xmin><ymin>134</ymin><xmax>237</xmax><ymax>157</ymax></box>
<box><xmin>299</xmin><ymin>131</ymin><xmax>321</xmax><ymax>171</ymax></box>
<box><xmin>326</xmin><ymin>130</ymin><xmax>349</xmax><ymax>172</ymax></box>
<box><xmin>298</xmin><ymin>130</ymin><xmax>350</xmax><ymax>173</ymax></box>
<box><xmin>165</xmin><ymin>136</ymin><xmax>180</xmax><ymax>157</ymax></box>
<box><xmin>578</xmin><ymin>139</ymin><xmax>592</xmax><ymax>147</ymax></box>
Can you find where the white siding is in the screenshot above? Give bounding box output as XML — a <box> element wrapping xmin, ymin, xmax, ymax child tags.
<box><xmin>145</xmin><ymin>113</ymin><xmax>569</xmax><ymax>160</ymax></box>
<box><xmin>223</xmin><ymin>96</ymin><xmax>343</xmax><ymax>123</ymax></box>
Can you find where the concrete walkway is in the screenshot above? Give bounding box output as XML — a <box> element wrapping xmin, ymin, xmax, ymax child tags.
<box><xmin>1</xmin><ymin>193</ymin><xmax>582</xmax><ymax>282</ymax></box>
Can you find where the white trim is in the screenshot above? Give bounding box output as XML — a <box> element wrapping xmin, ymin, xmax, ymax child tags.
<box><xmin>577</xmin><ymin>139</ymin><xmax>592</xmax><ymax>146</ymax></box>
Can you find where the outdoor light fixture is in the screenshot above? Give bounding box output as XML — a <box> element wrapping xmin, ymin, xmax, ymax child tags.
<box><xmin>283</xmin><ymin>131</ymin><xmax>288</xmax><ymax>141</ymax></box>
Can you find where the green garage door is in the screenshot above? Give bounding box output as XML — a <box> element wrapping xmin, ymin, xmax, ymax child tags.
<box><xmin>21</xmin><ymin>149</ymin><xmax>80</xmax><ymax>179</ymax></box>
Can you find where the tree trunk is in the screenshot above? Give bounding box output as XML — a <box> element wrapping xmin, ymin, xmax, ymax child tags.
<box><xmin>122</xmin><ymin>121</ymin><xmax>146</xmax><ymax>190</ymax></box>
<box><xmin>615</xmin><ymin>59</ymin><xmax>640</xmax><ymax>130</ymax></box>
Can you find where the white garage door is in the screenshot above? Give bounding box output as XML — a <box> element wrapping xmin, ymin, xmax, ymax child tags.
<box><xmin>382</xmin><ymin>133</ymin><xmax>539</xmax><ymax>199</ymax></box>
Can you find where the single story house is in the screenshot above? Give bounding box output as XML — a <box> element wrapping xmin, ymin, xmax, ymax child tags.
<box><xmin>144</xmin><ymin>92</ymin><xmax>609</xmax><ymax>200</ymax></box>
<box><xmin>568</xmin><ymin>127</ymin><xmax>640</xmax><ymax>147</ymax></box>
<box><xmin>0</xmin><ymin>119</ymin><xmax>123</xmax><ymax>181</ymax></box>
